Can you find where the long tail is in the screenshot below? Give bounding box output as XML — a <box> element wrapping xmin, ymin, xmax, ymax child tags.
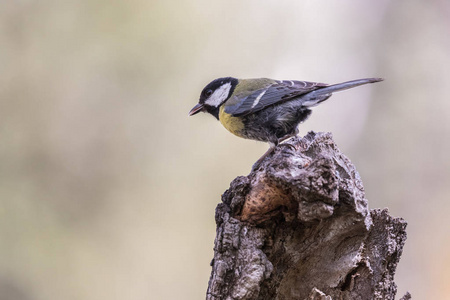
<box><xmin>302</xmin><ymin>77</ymin><xmax>383</xmax><ymax>107</ymax></box>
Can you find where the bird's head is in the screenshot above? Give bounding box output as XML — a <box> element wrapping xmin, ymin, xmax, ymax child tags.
<box><xmin>189</xmin><ymin>77</ymin><xmax>238</xmax><ymax>119</ymax></box>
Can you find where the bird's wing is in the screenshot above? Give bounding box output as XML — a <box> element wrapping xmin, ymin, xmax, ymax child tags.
<box><xmin>224</xmin><ymin>80</ymin><xmax>327</xmax><ymax>116</ymax></box>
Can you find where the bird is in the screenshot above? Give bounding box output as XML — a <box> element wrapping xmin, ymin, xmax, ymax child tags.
<box><xmin>189</xmin><ymin>76</ymin><xmax>382</xmax><ymax>167</ymax></box>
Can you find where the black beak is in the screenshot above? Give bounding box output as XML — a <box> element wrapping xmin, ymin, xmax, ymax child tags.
<box><xmin>188</xmin><ymin>103</ymin><xmax>204</xmax><ymax>116</ymax></box>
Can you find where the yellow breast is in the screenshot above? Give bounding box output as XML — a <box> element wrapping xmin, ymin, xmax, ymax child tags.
<box><xmin>219</xmin><ymin>106</ymin><xmax>245</xmax><ymax>138</ymax></box>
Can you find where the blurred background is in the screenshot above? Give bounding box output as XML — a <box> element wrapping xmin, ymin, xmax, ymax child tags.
<box><xmin>1</xmin><ymin>0</ymin><xmax>449</xmax><ymax>299</ymax></box>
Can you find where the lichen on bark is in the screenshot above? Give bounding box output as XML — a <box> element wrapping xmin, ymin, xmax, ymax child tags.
<box><xmin>206</xmin><ymin>132</ymin><xmax>409</xmax><ymax>300</ymax></box>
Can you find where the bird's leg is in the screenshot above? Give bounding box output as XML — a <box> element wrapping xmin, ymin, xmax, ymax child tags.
<box><xmin>276</xmin><ymin>133</ymin><xmax>298</xmax><ymax>151</ymax></box>
<box><xmin>251</xmin><ymin>143</ymin><xmax>276</xmax><ymax>171</ymax></box>
<box><xmin>251</xmin><ymin>133</ymin><xmax>299</xmax><ymax>171</ymax></box>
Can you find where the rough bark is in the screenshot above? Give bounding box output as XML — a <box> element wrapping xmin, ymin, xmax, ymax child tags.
<box><xmin>206</xmin><ymin>132</ymin><xmax>409</xmax><ymax>300</ymax></box>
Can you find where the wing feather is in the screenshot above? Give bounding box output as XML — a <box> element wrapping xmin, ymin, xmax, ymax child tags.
<box><xmin>225</xmin><ymin>80</ymin><xmax>327</xmax><ymax>116</ymax></box>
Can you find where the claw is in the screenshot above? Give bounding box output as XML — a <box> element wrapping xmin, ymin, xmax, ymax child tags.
<box><xmin>277</xmin><ymin>134</ymin><xmax>298</xmax><ymax>152</ymax></box>
<box><xmin>278</xmin><ymin>143</ymin><xmax>297</xmax><ymax>152</ymax></box>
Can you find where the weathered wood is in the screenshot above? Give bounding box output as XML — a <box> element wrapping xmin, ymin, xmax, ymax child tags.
<box><xmin>207</xmin><ymin>132</ymin><xmax>408</xmax><ymax>300</ymax></box>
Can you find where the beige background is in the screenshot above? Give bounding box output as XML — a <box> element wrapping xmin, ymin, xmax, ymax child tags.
<box><xmin>1</xmin><ymin>1</ymin><xmax>449</xmax><ymax>299</ymax></box>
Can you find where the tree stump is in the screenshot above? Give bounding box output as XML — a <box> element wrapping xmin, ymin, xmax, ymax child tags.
<box><xmin>206</xmin><ymin>132</ymin><xmax>409</xmax><ymax>300</ymax></box>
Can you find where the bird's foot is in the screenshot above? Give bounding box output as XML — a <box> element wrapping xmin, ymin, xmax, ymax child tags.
<box><xmin>277</xmin><ymin>134</ymin><xmax>298</xmax><ymax>151</ymax></box>
<box><xmin>251</xmin><ymin>147</ymin><xmax>275</xmax><ymax>171</ymax></box>
<box><xmin>278</xmin><ymin>143</ymin><xmax>297</xmax><ymax>152</ymax></box>
<box><xmin>251</xmin><ymin>135</ymin><xmax>299</xmax><ymax>171</ymax></box>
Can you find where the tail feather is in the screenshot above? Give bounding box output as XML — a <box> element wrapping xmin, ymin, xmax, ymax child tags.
<box><xmin>301</xmin><ymin>77</ymin><xmax>383</xmax><ymax>107</ymax></box>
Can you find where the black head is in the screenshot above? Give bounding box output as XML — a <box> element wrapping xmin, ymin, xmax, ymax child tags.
<box><xmin>189</xmin><ymin>77</ymin><xmax>238</xmax><ymax>119</ymax></box>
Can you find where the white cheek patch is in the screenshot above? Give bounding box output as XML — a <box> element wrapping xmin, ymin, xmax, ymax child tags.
<box><xmin>205</xmin><ymin>82</ymin><xmax>232</xmax><ymax>107</ymax></box>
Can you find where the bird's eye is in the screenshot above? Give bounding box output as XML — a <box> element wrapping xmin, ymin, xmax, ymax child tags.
<box><xmin>205</xmin><ymin>89</ymin><xmax>213</xmax><ymax>97</ymax></box>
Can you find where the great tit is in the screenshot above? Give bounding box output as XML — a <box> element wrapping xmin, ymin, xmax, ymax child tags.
<box><xmin>189</xmin><ymin>77</ymin><xmax>382</xmax><ymax>164</ymax></box>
